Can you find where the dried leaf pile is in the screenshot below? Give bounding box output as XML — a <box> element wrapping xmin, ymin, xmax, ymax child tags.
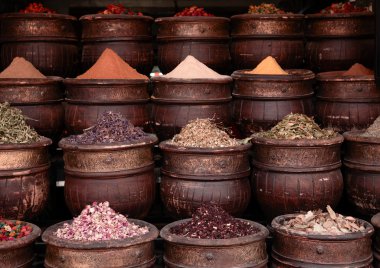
<box><xmin>254</xmin><ymin>113</ymin><xmax>337</xmax><ymax>140</ymax></box>
<box><xmin>0</xmin><ymin>102</ymin><xmax>40</xmax><ymax>144</ymax></box>
<box><xmin>170</xmin><ymin>118</ymin><xmax>240</xmax><ymax>148</ymax></box>
<box><xmin>66</xmin><ymin>111</ymin><xmax>147</xmax><ymax>144</ymax></box>
<box><xmin>361</xmin><ymin>116</ymin><xmax>380</xmax><ymax>137</ymax></box>
<box><xmin>278</xmin><ymin>205</ymin><xmax>366</xmax><ymax>235</ymax></box>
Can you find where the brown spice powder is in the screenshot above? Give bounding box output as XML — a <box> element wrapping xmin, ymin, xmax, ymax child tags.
<box><xmin>77</xmin><ymin>48</ymin><xmax>148</xmax><ymax>80</ymax></box>
<box><xmin>0</xmin><ymin>57</ymin><xmax>46</xmax><ymax>79</ymax></box>
<box><xmin>343</xmin><ymin>63</ymin><xmax>373</xmax><ymax>76</ymax></box>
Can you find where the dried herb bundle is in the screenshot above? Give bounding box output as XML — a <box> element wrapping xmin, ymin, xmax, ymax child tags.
<box><xmin>170</xmin><ymin>118</ymin><xmax>240</xmax><ymax>148</ymax></box>
<box><xmin>278</xmin><ymin>205</ymin><xmax>366</xmax><ymax>235</ymax></box>
<box><xmin>361</xmin><ymin>116</ymin><xmax>380</xmax><ymax>137</ymax></box>
<box><xmin>170</xmin><ymin>203</ymin><xmax>259</xmax><ymax>239</ymax></box>
<box><xmin>254</xmin><ymin>113</ymin><xmax>337</xmax><ymax>140</ymax></box>
<box><xmin>66</xmin><ymin>111</ymin><xmax>147</xmax><ymax>144</ymax></box>
<box><xmin>0</xmin><ymin>102</ymin><xmax>40</xmax><ymax>144</ymax></box>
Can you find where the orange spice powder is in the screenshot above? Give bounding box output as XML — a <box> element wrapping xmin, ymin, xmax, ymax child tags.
<box><xmin>0</xmin><ymin>57</ymin><xmax>46</xmax><ymax>78</ymax></box>
<box><xmin>342</xmin><ymin>63</ymin><xmax>373</xmax><ymax>76</ymax></box>
<box><xmin>246</xmin><ymin>56</ymin><xmax>288</xmax><ymax>75</ymax></box>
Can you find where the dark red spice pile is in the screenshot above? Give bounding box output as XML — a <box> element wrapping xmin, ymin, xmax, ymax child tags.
<box><xmin>170</xmin><ymin>204</ymin><xmax>259</xmax><ymax>239</ymax></box>
<box><xmin>319</xmin><ymin>2</ymin><xmax>369</xmax><ymax>14</ymax></box>
<box><xmin>66</xmin><ymin>111</ymin><xmax>147</xmax><ymax>144</ymax></box>
<box><xmin>99</xmin><ymin>3</ymin><xmax>143</xmax><ymax>15</ymax></box>
<box><xmin>19</xmin><ymin>3</ymin><xmax>56</xmax><ymax>13</ymax></box>
<box><xmin>175</xmin><ymin>6</ymin><xmax>214</xmax><ymax>17</ymax></box>
<box><xmin>0</xmin><ymin>218</ymin><xmax>33</xmax><ymax>241</ymax></box>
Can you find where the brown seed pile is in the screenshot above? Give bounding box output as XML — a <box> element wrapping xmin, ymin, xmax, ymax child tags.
<box><xmin>170</xmin><ymin>118</ymin><xmax>240</xmax><ymax>148</ymax></box>
<box><xmin>278</xmin><ymin>206</ymin><xmax>366</xmax><ymax>235</ymax></box>
<box><xmin>361</xmin><ymin>116</ymin><xmax>380</xmax><ymax>137</ymax></box>
<box><xmin>254</xmin><ymin>113</ymin><xmax>337</xmax><ymax>140</ymax></box>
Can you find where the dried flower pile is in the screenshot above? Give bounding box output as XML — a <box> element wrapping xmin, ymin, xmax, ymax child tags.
<box><xmin>66</xmin><ymin>111</ymin><xmax>147</xmax><ymax>144</ymax></box>
<box><xmin>361</xmin><ymin>116</ymin><xmax>380</xmax><ymax>138</ymax></box>
<box><xmin>0</xmin><ymin>219</ymin><xmax>33</xmax><ymax>241</ymax></box>
<box><xmin>170</xmin><ymin>118</ymin><xmax>240</xmax><ymax>148</ymax></box>
<box><xmin>278</xmin><ymin>205</ymin><xmax>366</xmax><ymax>235</ymax></box>
<box><xmin>248</xmin><ymin>3</ymin><xmax>286</xmax><ymax>14</ymax></box>
<box><xmin>55</xmin><ymin>202</ymin><xmax>149</xmax><ymax>241</ymax></box>
<box><xmin>0</xmin><ymin>102</ymin><xmax>40</xmax><ymax>144</ymax></box>
<box><xmin>170</xmin><ymin>203</ymin><xmax>259</xmax><ymax>239</ymax></box>
<box><xmin>254</xmin><ymin>113</ymin><xmax>337</xmax><ymax>140</ymax></box>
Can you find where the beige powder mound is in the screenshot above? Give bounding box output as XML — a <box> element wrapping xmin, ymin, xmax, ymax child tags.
<box><xmin>163</xmin><ymin>55</ymin><xmax>230</xmax><ymax>79</ymax></box>
<box><xmin>77</xmin><ymin>48</ymin><xmax>148</xmax><ymax>80</ymax></box>
<box><xmin>0</xmin><ymin>57</ymin><xmax>46</xmax><ymax>79</ymax></box>
<box><xmin>246</xmin><ymin>56</ymin><xmax>288</xmax><ymax>75</ymax></box>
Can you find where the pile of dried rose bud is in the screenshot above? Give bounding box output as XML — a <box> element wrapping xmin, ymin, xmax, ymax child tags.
<box><xmin>0</xmin><ymin>218</ymin><xmax>33</xmax><ymax>241</ymax></box>
<box><xmin>54</xmin><ymin>202</ymin><xmax>148</xmax><ymax>241</ymax></box>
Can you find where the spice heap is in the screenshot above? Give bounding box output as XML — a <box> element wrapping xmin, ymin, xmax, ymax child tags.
<box><xmin>343</xmin><ymin>63</ymin><xmax>374</xmax><ymax>76</ymax></box>
<box><xmin>99</xmin><ymin>3</ymin><xmax>143</xmax><ymax>15</ymax></box>
<box><xmin>0</xmin><ymin>57</ymin><xmax>46</xmax><ymax>79</ymax></box>
<box><xmin>55</xmin><ymin>202</ymin><xmax>148</xmax><ymax>241</ymax></box>
<box><xmin>163</xmin><ymin>55</ymin><xmax>230</xmax><ymax>79</ymax></box>
<box><xmin>175</xmin><ymin>6</ymin><xmax>214</xmax><ymax>16</ymax></box>
<box><xmin>319</xmin><ymin>2</ymin><xmax>370</xmax><ymax>14</ymax></box>
<box><xmin>0</xmin><ymin>218</ymin><xmax>33</xmax><ymax>241</ymax></box>
<box><xmin>248</xmin><ymin>3</ymin><xmax>286</xmax><ymax>14</ymax></box>
<box><xmin>19</xmin><ymin>2</ymin><xmax>56</xmax><ymax>13</ymax></box>
<box><xmin>254</xmin><ymin>113</ymin><xmax>337</xmax><ymax>140</ymax></box>
<box><xmin>66</xmin><ymin>111</ymin><xmax>147</xmax><ymax>144</ymax></box>
<box><xmin>77</xmin><ymin>48</ymin><xmax>148</xmax><ymax>80</ymax></box>
<box><xmin>170</xmin><ymin>203</ymin><xmax>259</xmax><ymax>239</ymax></box>
<box><xmin>0</xmin><ymin>102</ymin><xmax>40</xmax><ymax>144</ymax></box>
<box><xmin>170</xmin><ymin>118</ymin><xmax>239</xmax><ymax>148</ymax></box>
<box><xmin>361</xmin><ymin>116</ymin><xmax>380</xmax><ymax>137</ymax></box>
<box><xmin>277</xmin><ymin>205</ymin><xmax>366</xmax><ymax>235</ymax></box>
<box><xmin>246</xmin><ymin>56</ymin><xmax>288</xmax><ymax>75</ymax></box>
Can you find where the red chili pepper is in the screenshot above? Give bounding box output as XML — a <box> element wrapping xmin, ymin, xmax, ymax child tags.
<box><xmin>319</xmin><ymin>2</ymin><xmax>369</xmax><ymax>14</ymax></box>
<box><xmin>98</xmin><ymin>3</ymin><xmax>143</xmax><ymax>16</ymax></box>
<box><xmin>19</xmin><ymin>2</ymin><xmax>56</xmax><ymax>14</ymax></box>
<box><xmin>175</xmin><ymin>6</ymin><xmax>214</xmax><ymax>17</ymax></box>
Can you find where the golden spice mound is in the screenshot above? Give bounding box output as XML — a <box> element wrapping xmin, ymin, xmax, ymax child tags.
<box><xmin>246</xmin><ymin>56</ymin><xmax>288</xmax><ymax>75</ymax></box>
<box><xmin>77</xmin><ymin>48</ymin><xmax>148</xmax><ymax>80</ymax></box>
<box><xmin>342</xmin><ymin>63</ymin><xmax>373</xmax><ymax>76</ymax></box>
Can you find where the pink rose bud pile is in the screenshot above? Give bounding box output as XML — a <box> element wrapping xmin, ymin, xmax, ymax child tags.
<box><xmin>54</xmin><ymin>201</ymin><xmax>149</xmax><ymax>241</ymax></box>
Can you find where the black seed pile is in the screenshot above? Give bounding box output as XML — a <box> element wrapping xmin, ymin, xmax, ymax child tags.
<box><xmin>170</xmin><ymin>203</ymin><xmax>259</xmax><ymax>239</ymax></box>
<box><xmin>66</xmin><ymin>111</ymin><xmax>147</xmax><ymax>144</ymax></box>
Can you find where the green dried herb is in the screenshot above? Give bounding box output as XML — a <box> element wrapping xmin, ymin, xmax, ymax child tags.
<box><xmin>254</xmin><ymin>113</ymin><xmax>337</xmax><ymax>140</ymax></box>
<box><xmin>361</xmin><ymin>116</ymin><xmax>380</xmax><ymax>137</ymax></box>
<box><xmin>0</xmin><ymin>102</ymin><xmax>40</xmax><ymax>144</ymax></box>
<box><xmin>170</xmin><ymin>118</ymin><xmax>240</xmax><ymax>148</ymax></box>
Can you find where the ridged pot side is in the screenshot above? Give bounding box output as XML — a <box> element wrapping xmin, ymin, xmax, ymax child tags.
<box><xmin>232</xmin><ymin>70</ymin><xmax>315</xmax><ymax>136</ymax></box>
<box><xmin>0</xmin><ymin>137</ymin><xmax>51</xmax><ymax>220</ymax></box>
<box><xmin>59</xmin><ymin>135</ymin><xmax>157</xmax><ymax>218</ymax></box>
<box><xmin>251</xmin><ymin>135</ymin><xmax>344</xmax><ymax>219</ymax></box>
<box><xmin>271</xmin><ymin>214</ymin><xmax>374</xmax><ymax>267</ymax></box>
<box><xmin>160</xmin><ymin>219</ymin><xmax>269</xmax><ymax>268</ymax></box>
<box><xmin>230</xmin><ymin>14</ymin><xmax>304</xmax><ymax>70</ymax></box>
<box><xmin>0</xmin><ymin>221</ymin><xmax>41</xmax><ymax>268</ymax></box>
<box><xmin>42</xmin><ymin>219</ymin><xmax>158</xmax><ymax>268</ymax></box>
<box><xmin>343</xmin><ymin>131</ymin><xmax>380</xmax><ymax>216</ymax></box>
<box><xmin>159</xmin><ymin>142</ymin><xmax>251</xmax><ymax>218</ymax></box>
<box><xmin>315</xmin><ymin>71</ymin><xmax>380</xmax><ymax>132</ymax></box>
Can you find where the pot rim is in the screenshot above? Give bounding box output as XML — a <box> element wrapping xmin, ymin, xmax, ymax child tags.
<box><xmin>0</xmin><ymin>136</ymin><xmax>52</xmax><ymax>149</ymax></box>
<box><xmin>160</xmin><ymin>218</ymin><xmax>269</xmax><ymax>246</ymax></box>
<box><xmin>59</xmin><ymin>133</ymin><xmax>158</xmax><ymax>150</ymax></box>
<box><xmin>272</xmin><ymin>214</ymin><xmax>374</xmax><ymax>240</ymax></box>
<box><xmin>42</xmin><ymin>219</ymin><xmax>159</xmax><ymax>249</ymax></box>
<box><xmin>64</xmin><ymin>78</ymin><xmax>149</xmax><ymax>84</ymax></box>
<box><xmin>80</xmin><ymin>14</ymin><xmax>153</xmax><ymax>21</ymax></box>
<box><xmin>231</xmin><ymin>13</ymin><xmax>304</xmax><ymax>20</ymax></box>
<box><xmin>151</xmin><ymin>76</ymin><xmax>232</xmax><ymax>84</ymax></box>
<box><xmin>250</xmin><ymin>134</ymin><xmax>344</xmax><ymax>146</ymax></box>
<box><xmin>0</xmin><ymin>76</ymin><xmax>63</xmax><ymax>85</ymax></box>
<box><xmin>316</xmin><ymin>71</ymin><xmax>374</xmax><ymax>82</ymax></box>
<box><xmin>159</xmin><ymin>140</ymin><xmax>251</xmax><ymax>153</ymax></box>
<box><xmin>155</xmin><ymin>16</ymin><xmax>230</xmax><ymax>23</ymax></box>
<box><xmin>343</xmin><ymin>130</ymin><xmax>380</xmax><ymax>143</ymax></box>
<box><xmin>305</xmin><ymin>12</ymin><xmax>374</xmax><ymax>19</ymax></box>
<box><xmin>232</xmin><ymin>69</ymin><xmax>315</xmax><ymax>81</ymax></box>
<box><xmin>371</xmin><ymin>213</ymin><xmax>380</xmax><ymax>228</ymax></box>
<box><xmin>0</xmin><ymin>221</ymin><xmax>41</xmax><ymax>250</ymax></box>
<box><xmin>0</xmin><ymin>12</ymin><xmax>77</xmax><ymax>20</ymax></box>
